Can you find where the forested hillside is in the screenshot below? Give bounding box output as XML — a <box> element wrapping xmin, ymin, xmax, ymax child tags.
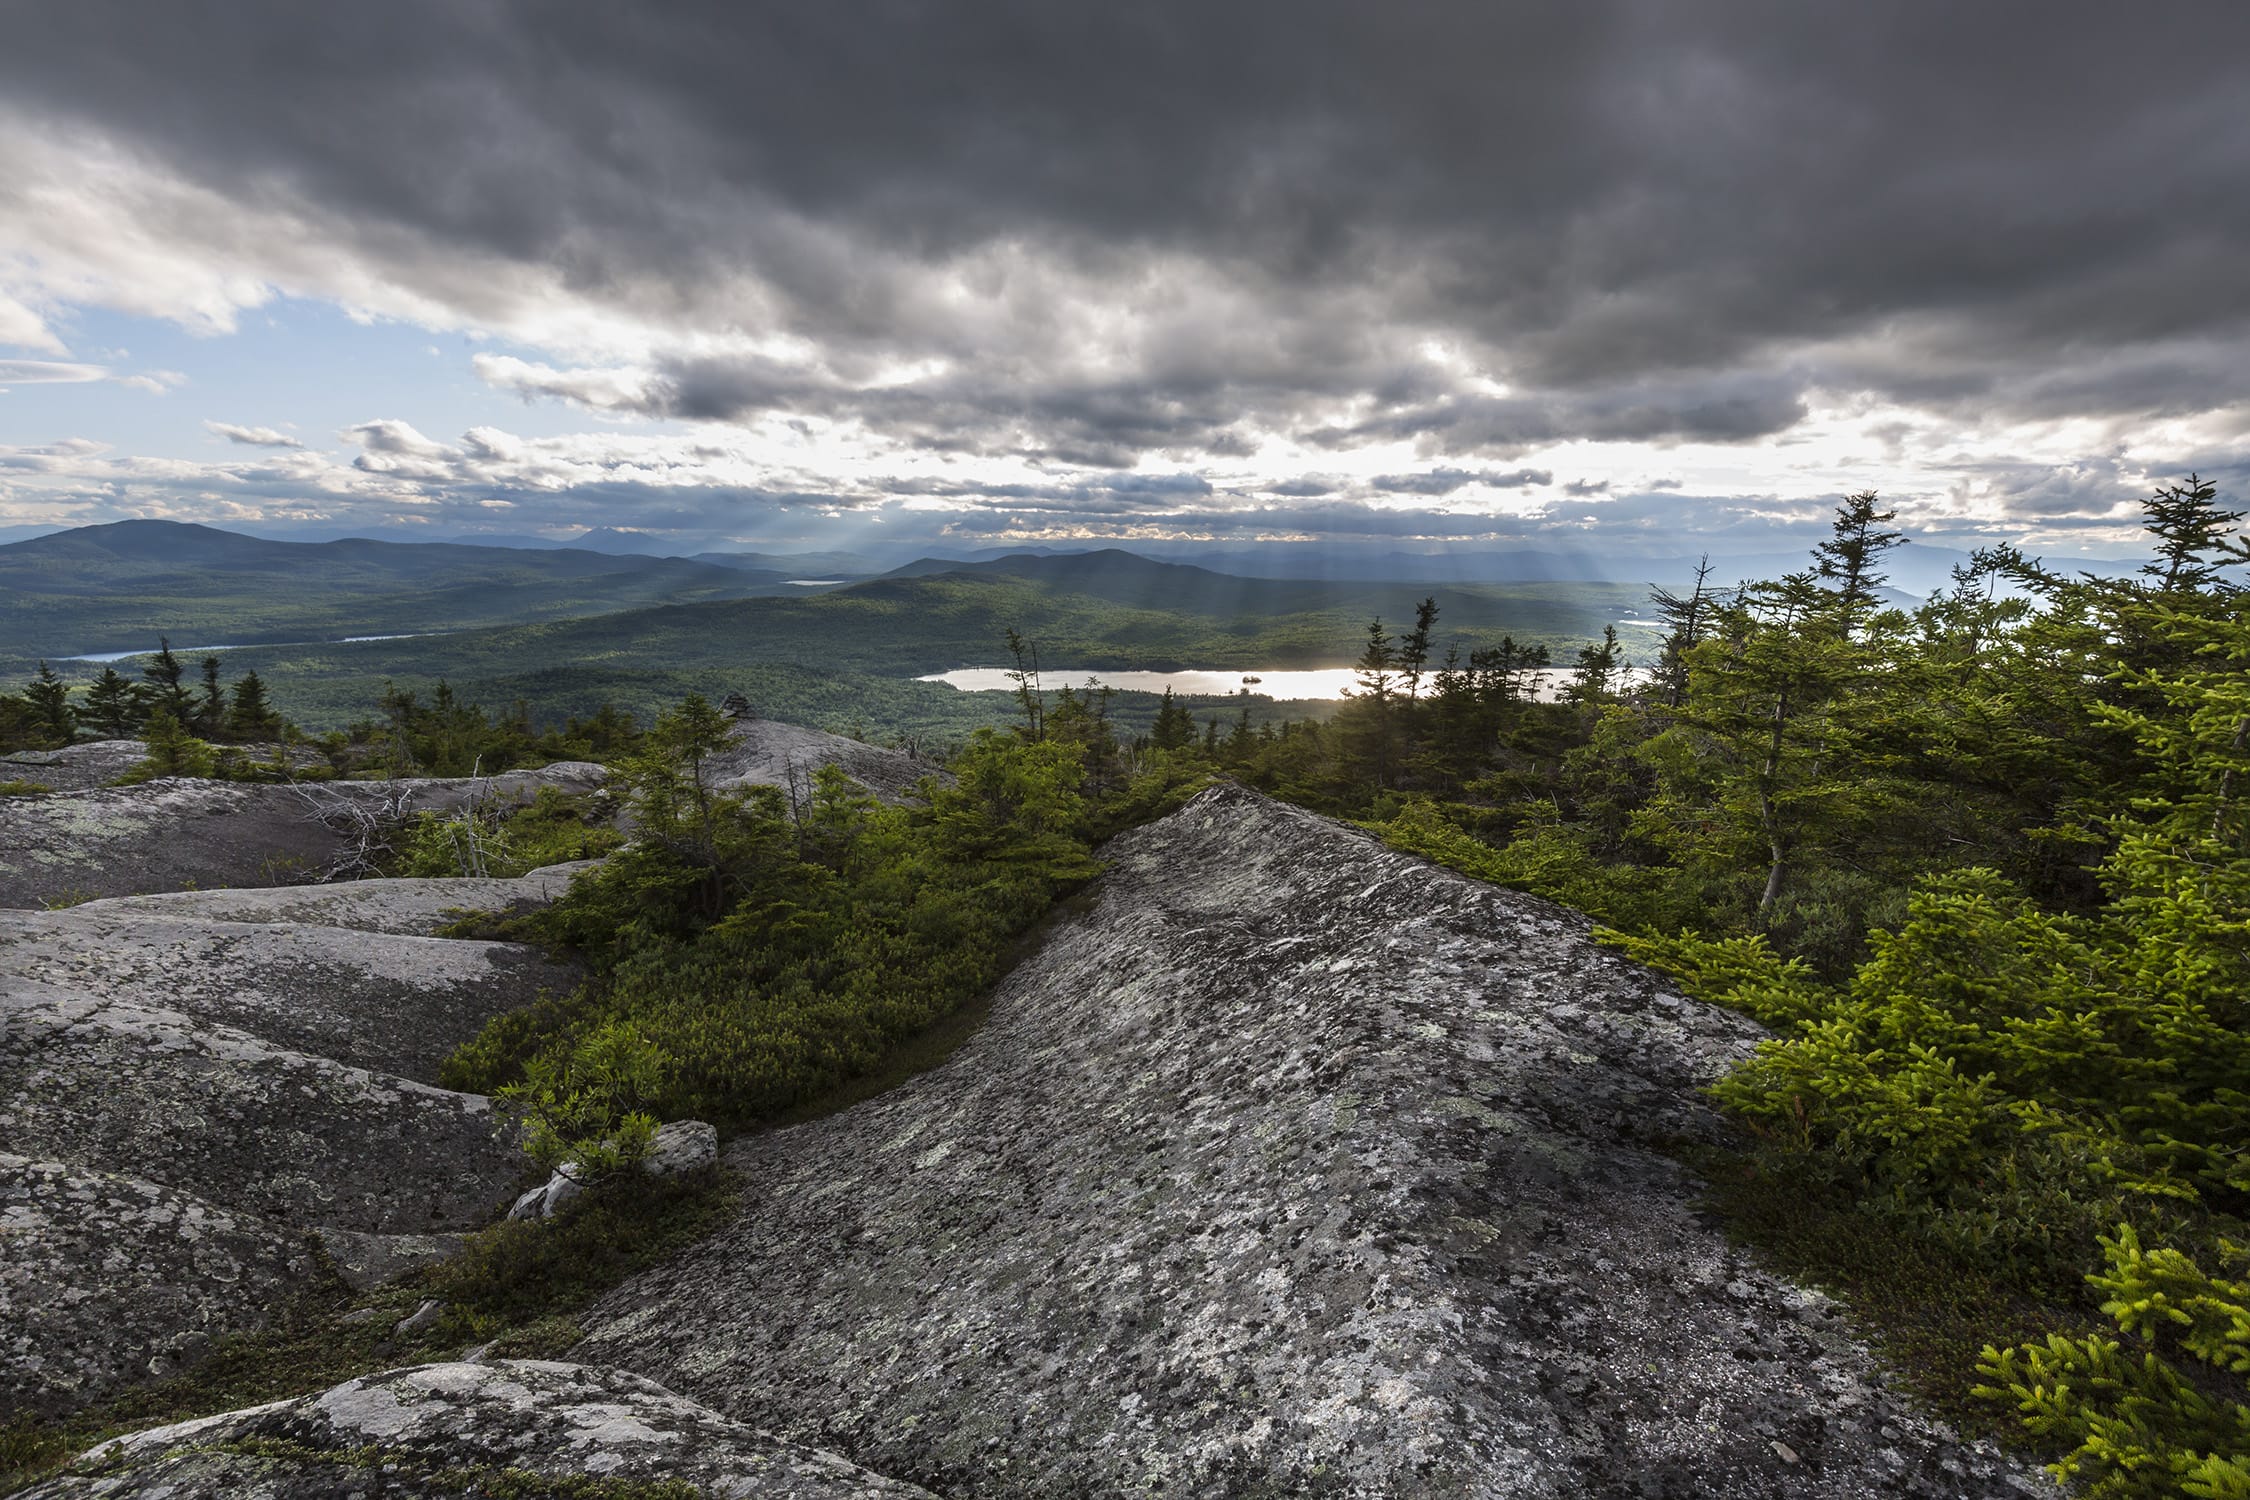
<box><xmin>0</xmin><ymin>547</ymin><xmax>1655</xmax><ymax>737</ymax></box>
<box><xmin>0</xmin><ymin>519</ymin><xmax>793</xmax><ymax>659</ymax></box>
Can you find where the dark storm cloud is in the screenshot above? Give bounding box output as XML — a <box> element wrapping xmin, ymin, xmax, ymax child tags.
<box><xmin>6</xmin><ymin>2</ymin><xmax>2250</xmax><ymax>466</ymax></box>
<box><xmin>1371</xmin><ymin>468</ymin><xmax>1552</xmax><ymax>495</ymax></box>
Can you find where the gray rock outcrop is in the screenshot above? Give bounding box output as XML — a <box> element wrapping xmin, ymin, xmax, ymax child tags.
<box><xmin>64</xmin><ymin>860</ymin><xmax>596</xmax><ymax>935</ymax></box>
<box><xmin>0</xmin><ymin>740</ymin><xmax>152</xmax><ymax>792</ymax></box>
<box><xmin>17</xmin><ymin>1360</ymin><xmax>940</xmax><ymax>1499</ymax></box>
<box><xmin>706</xmin><ymin>718</ymin><xmax>941</xmax><ymax>804</ymax></box>
<box><xmin>0</xmin><ymin>907</ymin><xmax>573</xmax><ymax>1078</ymax></box>
<box><xmin>1</xmin><ymin>1154</ymin><xmax>317</xmax><ymax>1413</ymax></box>
<box><xmin>0</xmin><ymin>789</ymin><xmax>598</xmax><ymax>1416</ymax></box>
<box><xmin>0</xmin><ymin>985</ymin><xmax>522</xmax><ymax>1232</ymax></box>
<box><xmin>0</xmin><ymin>762</ymin><xmax>606</xmax><ymax>909</ymax></box>
<box><xmin>575</xmin><ymin>784</ymin><xmax>2045</xmax><ymax>1498</ymax></box>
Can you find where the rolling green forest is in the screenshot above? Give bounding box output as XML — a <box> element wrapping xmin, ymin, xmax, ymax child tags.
<box><xmin>0</xmin><ymin>533</ymin><xmax>1657</xmax><ymax>742</ymax></box>
<box><xmin>3</xmin><ymin>482</ymin><xmax>2244</xmax><ymax>1493</ymax></box>
<box><xmin>0</xmin><ymin>519</ymin><xmax>799</xmax><ymax>659</ymax></box>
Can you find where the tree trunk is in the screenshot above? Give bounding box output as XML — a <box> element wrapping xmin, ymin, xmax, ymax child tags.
<box><xmin>1757</xmin><ymin>688</ymin><xmax>1789</xmax><ymax>913</ymax></box>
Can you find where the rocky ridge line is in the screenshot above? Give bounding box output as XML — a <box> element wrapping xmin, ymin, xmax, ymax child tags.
<box><xmin>574</xmin><ymin>783</ymin><xmax>2050</xmax><ymax>1498</ymax></box>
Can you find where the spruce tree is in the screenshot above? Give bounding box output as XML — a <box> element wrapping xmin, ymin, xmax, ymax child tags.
<box><xmin>140</xmin><ymin>706</ymin><xmax>214</xmax><ymax>778</ymax></box>
<box><xmin>1344</xmin><ymin>616</ymin><xmax>1399</xmax><ymax>789</ymax></box>
<box><xmin>1814</xmin><ymin>491</ymin><xmax>1905</xmax><ymax>619</ymax></box>
<box><xmin>142</xmin><ymin>638</ymin><xmax>196</xmax><ymax>724</ymax></box>
<box><xmin>1650</xmin><ymin>556</ymin><xmax>1716</xmax><ymax>708</ymax></box>
<box><xmin>78</xmin><ymin>666</ymin><xmax>146</xmax><ymax>738</ymax></box>
<box><xmin>1565</xmin><ymin>625</ymin><xmax>1623</xmax><ymax>705</ymax></box>
<box><xmin>1149</xmin><ymin>687</ymin><xmax>1196</xmax><ymax>752</ymax></box>
<box><xmin>0</xmin><ymin>693</ymin><xmax>36</xmax><ymax>754</ymax></box>
<box><xmin>24</xmin><ymin>663</ymin><xmax>74</xmax><ymax>745</ymax></box>
<box><xmin>226</xmin><ymin>670</ymin><xmax>284</xmax><ymax>741</ymax></box>
<box><xmin>195</xmin><ymin>656</ymin><xmax>226</xmax><ymax>738</ymax></box>
<box><xmin>2139</xmin><ymin>473</ymin><xmax>2246</xmax><ymax>594</ymax></box>
<box><xmin>1397</xmin><ymin>598</ymin><xmax>1439</xmax><ymax>702</ymax></box>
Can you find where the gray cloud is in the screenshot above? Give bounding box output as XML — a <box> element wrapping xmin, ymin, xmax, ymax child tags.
<box><xmin>1372</xmin><ymin>467</ymin><xmax>1553</xmax><ymax>495</ymax></box>
<box><xmin>2</xmin><ymin>2</ymin><xmax>2244</xmax><ymax>467</ymax></box>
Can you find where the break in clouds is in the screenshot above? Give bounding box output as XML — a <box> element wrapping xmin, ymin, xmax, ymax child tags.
<box><xmin>2</xmin><ymin>1</ymin><xmax>2249</xmax><ymax>552</ymax></box>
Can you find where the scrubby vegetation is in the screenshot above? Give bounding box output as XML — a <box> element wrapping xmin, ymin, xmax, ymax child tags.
<box><xmin>0</xmin><ymin>635</ymin><xmax>657</xmax><ymax>787</ymax></box>
<box><xmin>443</xmin><ymin>692</ymin><xmax>1209</xmax><ymax>1171</ymax></box>
<box><xmin>1194</xmin><ymin>477</ymin><xmax>2244</xmax><ymax>1493</ymax></box>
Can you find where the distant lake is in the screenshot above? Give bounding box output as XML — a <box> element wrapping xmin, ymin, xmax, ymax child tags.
<box><xmin>921</xmin><ymin>667</ymin><xmax>1361</xmax><ymax>699</ymax></box>
<box><xmin>64</xmin><ymin>631</ymin><xmax>436</xmax><ymax>663</ymax></box>
<box><xmin>921</xmin><ymin>665</ymin><xmax>1650</xmax><ymax>702</ymax></box>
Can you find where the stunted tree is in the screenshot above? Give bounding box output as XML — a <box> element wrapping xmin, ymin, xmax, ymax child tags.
<box><xmin>1003</xmin><ymin>628</ymin><xmax>1045</xmax><ymax>742</ymax></box>
<box><xmin>1149</xmin><ymin>686</ymin><xmax>1196</xmax><ymax>752</ymax></box>
<box><xmin>1664</xmin><ymin>571</ymin><xmax>1868</xmax><ymax>915</ymax></box>
<box><xmin>23</xmin><ymin>663</ymin><xmax>74</xmax><ymax>746</ymax></box>
<box><xmin>1565</xmin><ymin>625</ymin><xmax>1624</xmax><ymax>706</ymax></box>
<box><xmin>1471</xmin><ymin>636</ymin><xmax>1550</xmax><ymax>706</ymax></box>
<box><xmin>1814</xmin><ymin>491</ymin><xmax>1905</xmax><ymax>620</ymax></box>
<box><xmin>78</xmin><ymin>666</ymin><xmax>145</xmax><ymax>738</ymax></box>
<box><xmin>140</xmin><ymin>707</ymin><xmax>214</xmax><ymax>779</ymax></box>
<box><xmin>141</xmin><ymin>638</ymin><xmax>195</xmax><ymax>725</ymax></box>
<box><xmin>1343</xmin><ymin>617</ymin><xmax>1399</xmax><ymax>788</ymax></box>
<box><xmin>226</xmin><ymin>670</ymin><xmax>285</xmax><ymax>741</ymax></box>
<box><xmin>1650</xmin><ymin>556</ymin><xmax>1717</xmax><ymax>708</ymax></box>
<box><xmin>194</xmin><ymin>656</ymin><xmax>226</xmax><ymax>739</ymax></box>
<box><xmin>1397</xmin><ymin>597</ymin><xmax>1439</xmax><ymax>702</ymax></box>
<box><xmin>2140</xmin><ymin>473</ymin><xmax>2245</xmax><ymax>595</ymax></box>
<box><xmin>624</xmin><ymin>692</ymin><xmax>738</xmax><ymax>871</ymax></box>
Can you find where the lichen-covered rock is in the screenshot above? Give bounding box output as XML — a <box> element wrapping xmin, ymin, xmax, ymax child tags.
<box><xmin>0</xmin><ymin>908</ymin><xmax>574</xmax><ymax>1078</ymax></box>
<box><xmin>0</xmin><ymin>739</ymin><xmax>335</xmax><ymax>795</ymax></box>
<box><xmin>0</xmin><ymin>763</ymin><xmax>606</xmax><ymax>909</ymax></box>
<box><xmin>0</xmin><ymin>985</ymin><xmax>523</xmax><ymax>1233</ymax></box>
<box><xmin>0</xmin><ymin>834</ymin><xmax>595</xmax><ymax>1416</ymax></box>
<box><xmin>64</xmin><ymin>860</ymin><xmax>597</xmax><ymax>936</ymax></box>
<box><xmin>706</xmin><ymin>719</ymin><xmax>943</xmax><ymax>804</ymax></box>
<box><xmin>0</xmin><ymin>1154</ymin><xmax>316</xmax><ymax>1418</ymax></box>
<box><xmin>643</xmin><ymin>1118</ymin><xmax>719</xmax><ymax>1176</ymax></box>
<box><xmin>20</xmin><ymin>1360</ymin><xmax>940</xmax><ymax>1498</ymax></box>
<box><xmin>0</xmin><ymin>739</ymin><xmax>150</xmax><ymax>792</ymax></box>
<box><xmin>577</xmin><ymin>784</ymin><xmax>2048</xmax><ymax>1499</ymax></box>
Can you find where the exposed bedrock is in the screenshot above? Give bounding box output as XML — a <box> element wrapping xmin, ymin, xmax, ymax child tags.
<box><xmin>576</xmin><ymin>784</ymin><xmax>2048</xmax><ymax>1499</ymax></box>
<box><xmin>707</xmin><ymin>717</ymin><xmax>946</xmax><ymax>804</ymax></box>
<box><xmin>0</xmin><ymin>801</ymin><xmax>602</xmax><ymax>1416</ymax></box>
<box><xmin>0</xmin><ymin>907</ymin><xmax>575</xmax><ymax>1078</ymax></box>
<box><xmin>16</xmin><ymin>1360</ymin><xmax>940</xmax><ymax>1499</ymax></box>
<box><xmin>0</xmin><ymin>985</ymin><xmax>522</xmax><ymax>1233</ymax></box>
<box><xmin>0</xmin><ymin>1153</ymin><xmax>318</xmax><ymax>1418</ymax></box>
<box><xmin>65</xmin><ymin>860</ymin><xmax>597</xmax><ymax>935</ymax></box>
<box><xmin>0</xmin><ymin>762</ymin><xmax>607</xmax><ymax>909</ymax></box>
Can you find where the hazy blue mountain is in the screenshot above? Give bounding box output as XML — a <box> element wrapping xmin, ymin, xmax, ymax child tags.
<box><xmin>0</xmin><ymin>519</ymin><xmax>791</xmax><ymax>659</ymax></box>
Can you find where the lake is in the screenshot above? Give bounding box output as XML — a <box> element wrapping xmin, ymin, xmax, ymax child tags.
<box><xmin>917</xmin><ymin>666</ymin><xmax>1630</xmax><ymax>702</ymax></box>
<box><xmin>65</xmin><ymin>632</ymin><xmax>436</xmax><ymax>663</ymax></box>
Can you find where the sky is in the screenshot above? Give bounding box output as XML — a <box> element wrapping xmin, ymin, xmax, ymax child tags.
<box><xmin>1</xmin><ymin>2</ymin><xmax>2247</xmax><ymax>562</ymax></box>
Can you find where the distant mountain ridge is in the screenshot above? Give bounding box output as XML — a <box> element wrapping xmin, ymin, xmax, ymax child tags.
<box><xmin>0</xmin><ymin>519</ymin><xmax>793</xmax><ymax>659</ymax></box>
